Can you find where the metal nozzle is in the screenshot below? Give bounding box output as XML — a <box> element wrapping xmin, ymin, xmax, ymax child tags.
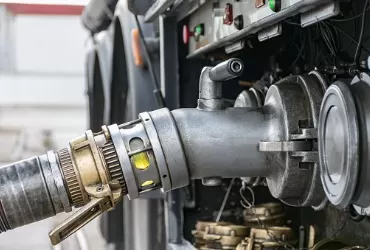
<box><xmin>209</xmin><ymin>58</ymin><xmax>244</xmax><ymax>81</ymax></box>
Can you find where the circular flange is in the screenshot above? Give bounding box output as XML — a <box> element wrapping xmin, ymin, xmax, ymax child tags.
<box><xmin>139</xmin><ymin>112</ymin><xmax>172</xmax><ymax>192</ymax></box>
<box><xmin>234</xmin><ymin>89</ymin><xmax>264</xmax><ymax>108</ymax></box>
<box><xmin>318</xmin><ymin>81</ymin><xmax>359</xmax><ymax>208</ymax></box>
<box><xmin>349</xmin><ymin>73</ymin><xmax>370</xmax><ymax>207</ymax></box>
<box><xmin>107</xmin><ymin>124</ymin><xmax>139</xmax><ymax>199</ymax></box>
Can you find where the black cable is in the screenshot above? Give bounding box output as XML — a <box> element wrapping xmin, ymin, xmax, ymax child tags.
<box><xmin>325</xmin><ymin>21</ymin><xmax>370</xmax><ymax>54</ymax></box>
<box><xmin>320</xmin><ymin>23</ymin><xmax>335</xmax><ymax>57</ymax></box>
<box><xmin>331</xmin><ymin>5</ymin><xmax>370</xmax><ymax>22</ymax></box>
<box><xmin>317</xmin><ymin>23</ymin><xmax>334</xmax><ymax>65</ymax></box>
<box><xmin>289</xmin><ymin>33</ymin><xmax>306</xmax><ymax>70</ymax></box>
<box><xmin>133</xmin><ymin>15</ymin><xmax>166</xmax><ymax>108</ymax></box>
<box><xmin>285</xmin><ymin>12</ymin><xmax>370</xmax><ymax>63</ymax></box>
<box><xmin>354</xmin><ymin>0</ymin><xmax>369</xmax><ymax>65</ymax></box>
<box><xmin>338</xmin><ymin>18</ymin><xmax>357</xmax><ymax>53</ymax></box>
<box><xmin>322</xmin><ymin>21</ymin><xmax>341</xmax><ymax>65</ymax></box>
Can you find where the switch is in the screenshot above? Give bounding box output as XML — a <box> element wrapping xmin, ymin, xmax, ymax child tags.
<box><xmin>193</xmin><ymin>24</ymin><xmax>205</xmax><ymax>42</ymax></box>
<box><xmin>269</xmin><ymin>0</ymin><xmax>281</xmax><ymax>12</ymax></box>
<box><xmin>223</xmin><ymin>3</ymin><xmax>233</xmax><ymax>25</ymax></box>
<box><xmin>234</xmin><ymin>15</ymin><xmax>243</xmax><ymax>30</ymax></box>
<box><xmin>182</xmin><ymin>25</ymin><xmax>193</xmax><ymax>44</ymax></box>
<box><xmin>183</xmin><ymin>24</ymin><xmax>205</xmax><ymax>44</ymax></box>
<box><xmin>255</xmin><ymin>0</ymin><xmax>265</xmax><ymax>8</ymax></box>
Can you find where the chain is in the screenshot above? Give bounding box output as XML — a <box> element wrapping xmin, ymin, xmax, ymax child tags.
<box><xmin>239</xmin><ymin>182</ymin><xmax>295</xmax><ymax>249</ymax></box>
<box><xmin>239</xmin><ymin>181</ymin><xmax>352</xmax><ymax>250</ymax></box>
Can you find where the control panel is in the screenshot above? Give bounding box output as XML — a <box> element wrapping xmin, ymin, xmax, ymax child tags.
<box><xmin>184</xmin><ymin>0</ymin><xmax>336</xmax><ymax>57</ymax></box>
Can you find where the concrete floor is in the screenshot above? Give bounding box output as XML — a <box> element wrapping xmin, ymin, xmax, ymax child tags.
<box><xmin>0</xmin><ymin>212</ymin><xmax>106</xmax><ymax>250</ymax></box>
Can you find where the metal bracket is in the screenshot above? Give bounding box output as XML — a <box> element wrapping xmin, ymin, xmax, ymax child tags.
<box><xmin>144</xmin><ymin>0</ymin><xmax>176</xmax><ymax>22</ymax></box>
<box><xmin>290</xmin><ymin>128</ymin><xmax>317</xmax><ymax>140</ymax></box>
<box><xmin>301</xmin><ymin>1</ymin><xmax>340</xmax><ymax>27</ymax></box>
<box><xmin>258</xmin><ymin>23</ymin><xmax>282</xmax><ymax>42</ymax></box>
<box><xmin>259</xmin><ymin>141</ymin><xmax>312</xmax><ymax>152</ymax></box>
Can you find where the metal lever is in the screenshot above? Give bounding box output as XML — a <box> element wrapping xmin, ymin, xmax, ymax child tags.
<box><xmin>49</xmin><ymin>197</ymin><xmax>110</xmax><ymax>245</ymax></box>
<box><xmin>49</xmin><ymin>182</ymin><xmax>122</xmax><ymax>245</ymax></box>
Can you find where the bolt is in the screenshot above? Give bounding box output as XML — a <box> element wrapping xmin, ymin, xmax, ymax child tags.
<box><xmin>223</xmin><ymin>3</ymin><xmax>233</xmax><ymax>25</ymax></box>
<box><xmin>96</xmin><ymin>185</ymin><xmax>103</xmax><ymax>192</ymax></box>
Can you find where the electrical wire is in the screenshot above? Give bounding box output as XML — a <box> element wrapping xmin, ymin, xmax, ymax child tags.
<box><xmin>331</xmin><ymin>5</ymin><xmax>370</xmax><ymax>22</ymax></box>
<box><xmin>285</xmin><ymin>21</ymin><xmax>339</xmax><ymax>67</ymax></box>
<box><xmin>289</xmin><ymin>32</ymin><xmax>306</xmax><ymax>70</ymax></box>
<box><xmin>319</xmin><ymin>21</ymin><xmax>342</xmax><ymax>65</ymax></box>
<box><xmin>338</xmin><ymin>18</ymin><xmax>357</xmax><ymax>53</ymax></box>
<box><xmin>325</xmin><ymin>21</ymin><xmax>370</xmax><ymax>54</ymax></box>
<box><xmin>354</xmin><ymin>0</ymin><xmax>370</xmax><ymax>65</ymax></box>
<box><xmin>216</xmin><ymin>178</ymin><xmax>235</xmax><ymax>222</ymax></box>
<box><xmin>286</xmin><ymin>17</ymin><xmax>370</xmax><ymax>63</ymax></box>
<box><xmin>133</xmin><ymin>15</ymin><xmax>166</xmax><ymax>108</ymax></box>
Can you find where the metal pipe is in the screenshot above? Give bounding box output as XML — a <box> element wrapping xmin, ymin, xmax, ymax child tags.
<box><xmin>208</xmin><ymin>58</ymin><xmax>243</xmax><ymax>82</ymax></box>
<box><xmin>171</xmin><ymin>107</ymin><xmax>271</xmax><ymax>179</ymax></box>
<box><xmin>198</xmin><ymin>58</ymin><xmax>243</xmax><ymax>110</ymax></box>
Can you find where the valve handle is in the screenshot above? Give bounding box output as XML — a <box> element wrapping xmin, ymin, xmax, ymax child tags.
<box><xmin>49</xmin><ymin>196</ymin><xmax>110</xmax><ymax>245</ymax></box>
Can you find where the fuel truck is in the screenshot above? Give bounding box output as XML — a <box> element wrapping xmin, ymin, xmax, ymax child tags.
<box><xmin>1</xmin><ymin>0</ymin><xmax>370</xmax><ymax>249</ymax></box>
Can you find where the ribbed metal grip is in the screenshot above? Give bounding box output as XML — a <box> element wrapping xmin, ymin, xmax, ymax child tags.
<box><xmin>102</xmin><ymin>141</ymin><xmax>127</xmax><ymax>195</ymax></box>
<box><xmin>58</xmin><ymin>148</ymin><xmax>85</xmax><ymax>207</ymax></box>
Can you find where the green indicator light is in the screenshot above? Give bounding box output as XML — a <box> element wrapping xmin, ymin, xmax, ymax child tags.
<box><xmin>269</xmin><ymin>0</ymin><xmax>276</xmax><ymax>11</ymax></box>
<box><xmin>195</xmin><ymin>25</ymin><xmax>203</xmax><ymax>35</ymax></box>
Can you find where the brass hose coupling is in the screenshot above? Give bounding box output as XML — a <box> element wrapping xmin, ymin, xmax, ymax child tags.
<box><xmin>49</xmin><ymin>127</ymin><xmax>126</xmax><ymax>245</ymax></box>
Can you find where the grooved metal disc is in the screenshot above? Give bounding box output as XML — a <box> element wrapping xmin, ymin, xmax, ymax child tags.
<box><xmin>318</xmin><ymin>81</ymin><xmax>359</xmax><ymax>208</ymax></box>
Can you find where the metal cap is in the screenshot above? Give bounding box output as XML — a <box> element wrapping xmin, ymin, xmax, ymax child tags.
<box><xmin>318</xmin><ymin>81</ymin><xmax>359</xmax><ymax>208</ymax></box>
<box><xmin>349</xmin><ymin>73</ymin><xmax>370</xmax><ymax>207</ymax></box>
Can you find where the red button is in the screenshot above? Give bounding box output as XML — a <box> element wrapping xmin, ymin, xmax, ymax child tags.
<box><xmin>183</xmin><ymin>25</ymin><xmax>193</xmax><ymax>44</ymax></box>
<box><xmin>223</xmin><ymin>3</ymin><xmax>233</xmax><ymax>25</ymax></box>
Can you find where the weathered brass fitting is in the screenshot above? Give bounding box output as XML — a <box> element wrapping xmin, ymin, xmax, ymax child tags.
<box><xmin>49</xmin><ymin>127</ymin><xmax>125</xmax><ymax>245</ymax></box>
